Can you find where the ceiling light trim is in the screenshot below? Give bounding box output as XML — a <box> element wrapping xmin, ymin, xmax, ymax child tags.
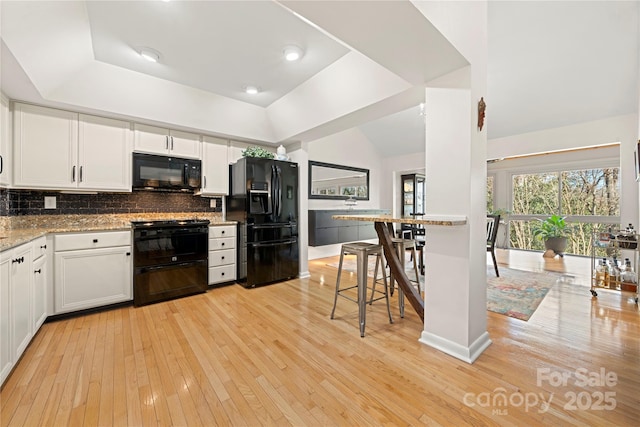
<box><xmin>139</xmin><ymin>47</ymin><xmax>160</xmax><ymax>63</ymax></box>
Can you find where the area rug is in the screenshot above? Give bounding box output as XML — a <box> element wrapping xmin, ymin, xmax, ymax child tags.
<box><xmin>326</xmin><ymin>258</ymin><xmax>559</xmax><ymax>321</ymax></box>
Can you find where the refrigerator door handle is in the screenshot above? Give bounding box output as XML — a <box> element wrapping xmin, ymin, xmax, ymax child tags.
<box><xmin>249</xmin><ymin>239</ymin><xmax>296</xmax><ymax>248</ymax></box>
<box><xmin>249</xmin><ymin>223</ymin><xmax>294</xmax><ymax>229</ymax></box>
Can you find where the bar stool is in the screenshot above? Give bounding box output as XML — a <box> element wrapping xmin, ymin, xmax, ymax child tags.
<box><xmin>330</xmin><ymin>242</ymin><xmax>393</xmax><ymax>337</ymax></box>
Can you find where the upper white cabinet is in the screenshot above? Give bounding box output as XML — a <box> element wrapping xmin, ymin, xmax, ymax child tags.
<box><xmin>201</xmin><ymin>136</ymin><xmax>229</xmax><ymax>195</ymax></box>
<box><xmin>133</xmin><ymin>123</ymin><xmax>201</xmax><ymax>159</ymax></box>
<box><xmin>12</xmin><ymin>103</ymin><xmax>132</xmax><ymax>192</ymax></box>
<box><xmin>228</xmin><ymin>140</ymin><xmax>251</xmax><ymax>164</ymax></box>
<box><xmin>0</xmin><ymin>96</ymin><xmax>11</xmax><ymax>187</ymax></box>
<box><xmin>13</xmin><ymin>103</ymin><xmax>77</xmax><ymax>189</ymax></box>
<box><xmin>78</xmin><ymin>114</ymin><xmax>132</xmax><ymax>191</ymax></box>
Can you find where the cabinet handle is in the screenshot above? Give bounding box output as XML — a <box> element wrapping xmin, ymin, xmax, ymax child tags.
<box><xmin>221</xmin><ymin>272</ymin><xmax>225</xmax><ymax>276</ymax></box>
<box><xmin>40</xmin><ymin>244</ymin><xmax>47</xmax><ymax>249</ymax></box>
<box><xmin>221</xmin><ymin>230</ymin><xmax>225</xmax><ymax>234</ymax></box>
<box><xmin>12</xmin><ymin>256</ymin><xmax>24</xmax><ymax>264</ymax></box>
<box><xmin>221</xmin><ymin>242</ymin><xmax>225</xmax><ymax>246</ymax></box>
<box><xmin>204</xmin><ymin>176</ymin><xmax>207</xmax><ymax>188</ymax></box>
<box><xmin>34</xmin><ymin>269</ymin><xmax>41</xmax><ymax>274</ymax></box>
<box><xmin>126</xmin><ymin>252</ymin><xmax>131</xmax><ymax>256</ymax></box>
<box><xmin>93</xmin><ymin>239</ymin><xmax>98</xmax><ymax>243</ymax></box>
<box><xmin>171</xmin><ymin>136</ymin><xmax>174</xmax><ymax>150</ymax></box>
<box><xmin>79</xmin><ymin>166</ymin><xmax>83</xmax><ymax>182</ymax></box>
<box><xmin>165</xmin><ymin>135</ymin><xmax>169</xmax><ymax>149</ymax></box>
<box><xmin>0</xmin><ymin>155</ymin><xmax>3</xmax><ymax>174</ymax></box>
<box><xmin>72</xmin><ymin>165</ymin><xmax>76</xmax><ymax>182</ymax></box>
<box><xmin>221</xmin><ymin>256</ymin><xmax>225</xmax><ymax>260</ymax></box>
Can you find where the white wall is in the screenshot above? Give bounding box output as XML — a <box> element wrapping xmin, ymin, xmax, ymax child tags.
<box><xmin>307</xmin><ymin>127</ymin><xmax>383</xmax><ymax>210</ymax></box>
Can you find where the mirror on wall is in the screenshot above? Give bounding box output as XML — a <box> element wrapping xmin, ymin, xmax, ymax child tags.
<box><xmin>308</xmin><ymin>161</ymin><xmax>369</xmax><ymax>200</ymax></box>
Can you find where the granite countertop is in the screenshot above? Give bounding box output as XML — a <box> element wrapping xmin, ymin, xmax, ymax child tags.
<box><xmin>0</xmin><ymin>213</ymin><xmax>236</xmax><ymax>252</ymax></box>
<box><xmin>332</xmin><ymin>213</ymin><xmax>467</xmax><ymax>226</ymax></box>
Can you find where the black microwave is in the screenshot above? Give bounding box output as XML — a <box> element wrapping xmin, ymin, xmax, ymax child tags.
<box><xmin>132</xmin><ymin>153</ymin><xmax>201</xmax><ymax>191</ymax></box>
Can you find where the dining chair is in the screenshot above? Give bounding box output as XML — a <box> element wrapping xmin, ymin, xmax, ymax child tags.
<box><xmin>487</xmin><ymin>214</ymin><xmax>501</xmax><ymax>277</ymax></box>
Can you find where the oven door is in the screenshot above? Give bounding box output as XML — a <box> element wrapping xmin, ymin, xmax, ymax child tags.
<box><xmin>134</xmin><ymin>260</ymin><xmax>207</xmax><ymax>306</ymax></box>
<box><xmin>133</xmin><ymin>226</ymin><xmax>208</xmax><ymax>267</ymax></box>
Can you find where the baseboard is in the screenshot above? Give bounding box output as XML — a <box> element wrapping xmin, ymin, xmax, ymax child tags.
<box><xmin>419</xmin><ymin>331</ymin><xmax>492</xmax><ymax>364</ymax></box>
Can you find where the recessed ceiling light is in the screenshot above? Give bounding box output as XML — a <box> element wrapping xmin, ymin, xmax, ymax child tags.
<box><xmin>283</xmin><ymin>45</ymin><xmax>303</xmax><ymax>62</ymax></box>
<box><xmin>139</xmin><ymin>47</ymin><xmax>160</xmax><ymax>63</ymax></box>
<box><xmin>245</xmin><ymin>86</ymin><xmax>259</xmax><ymax>95</ymax></box>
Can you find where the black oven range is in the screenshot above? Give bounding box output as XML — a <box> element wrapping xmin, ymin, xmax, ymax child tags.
<box><xmin>132</xmin><ymin>219</ymin><xmax>209</xmax><ymax>306</ymax></box>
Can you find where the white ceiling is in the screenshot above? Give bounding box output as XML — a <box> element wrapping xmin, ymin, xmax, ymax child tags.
<box><xmin>1</xmin><ymin>1</ymin><xmax>638</xmax><ymax>154</ymax></box>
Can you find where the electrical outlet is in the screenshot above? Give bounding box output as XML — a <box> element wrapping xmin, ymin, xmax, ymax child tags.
<box><xmin>210</xmin><ymin>199</ymin><xmax>217</xmax><ymax>208</ymax></box>
<box><xmin>44</xmin><ymin>196</ymin><xmax>56</xmax><ymax>209</ymax></box>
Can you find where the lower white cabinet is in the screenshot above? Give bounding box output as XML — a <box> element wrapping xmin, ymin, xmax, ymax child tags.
<box><xmin>32</xmin><ymin>254</ymin><xmax>47</xmax><ymax>332</ymax></box>
<box><xmin>54</xmin><ymin>231</ymin><xmax>132</xmax><ymax>314</ymax></box>
<box><xmin>209</xmin><ymin>225</ymin><xmax>237</xmax><ymax>285</ymax></box>
<box><xmin>0</xmin><ymin>240</ymin><xmax>36</xmax><ymax>386</ymax></box>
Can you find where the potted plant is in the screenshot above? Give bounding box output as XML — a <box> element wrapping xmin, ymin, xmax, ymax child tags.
<box><xmin>532</xmin><ymin>214</ymin><xmax>570</xmax><ymax>257</ymax></box>
<box><xmin>241</xmin><ymin>146</ymin><xmax>274</xmax><ymax>159</ymax></box>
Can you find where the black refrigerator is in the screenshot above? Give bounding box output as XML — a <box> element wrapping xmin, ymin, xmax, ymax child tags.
<box><xmin>226</xmin><ymin>157</ymin><xmax>299</xmax><ymax>288</ymax></box>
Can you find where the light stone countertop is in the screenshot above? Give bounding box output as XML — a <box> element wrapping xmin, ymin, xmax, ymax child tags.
<box><xmin>331</xmin><ymin>213</ymin><xmax>467</xmax><ymax>226</ymax></box>
<box><xmin>0</xmin><ymin>213</ymin><xmax>236</xmax><ymax>252</ymax></box>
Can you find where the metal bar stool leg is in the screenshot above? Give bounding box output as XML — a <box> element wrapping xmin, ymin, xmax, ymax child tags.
<box><xmin>330</xmin><ymin>249</ymin><xmax>346</xmax><ymax>319</ymax></box>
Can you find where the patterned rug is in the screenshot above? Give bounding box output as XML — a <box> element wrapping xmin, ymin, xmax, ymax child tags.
<box><xmin>326</xmin><ymin>257</ymin><xmax>559</xmax><ymax>321</ymax></box>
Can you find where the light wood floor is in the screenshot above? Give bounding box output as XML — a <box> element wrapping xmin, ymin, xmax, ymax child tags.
<box><xmin>1</xmin><ymin>250</ymin><xmax>639</xmax><ymax>426</ymax></box>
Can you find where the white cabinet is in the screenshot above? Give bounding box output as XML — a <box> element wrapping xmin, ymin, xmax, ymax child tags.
<box><xmin>78</xmin><ymin>114</ymin><xmax>131</xmax><ymax>191</ymax></box>
<box><xmin>0</xmin><ymin>250</ymin><xmax>12</xmax><ymax>385</ymax></box>
<box><xmin>209</xmin><ymin>225</ymin><xmax>236</xmax><ymax>285</ymax></box>
<box><xmin>133</xmin><ymin>123</ymin><xmax>201</xmax><ymax>159</ymax></box>
<box><xmin>54</xmin><ymin>231</ymin><xmax>132</xmax><ymax>314</ymax></box>
<box><xmin>202</xmin><ymin>136</ymin><xmax>229</xmax><ymax>195</ymax></box>
<box><xmin>9</xmin><ymin>244</ymin><xmax>32</xmax><ymax>364</ymax></box>
<box><xmin>0</xmin><ymin>238</ymin><xmax>50</xmax><ymax>386</ymax></box>
<box><xmin>13</xmin><ymin>103</ymin><xmax>132</xmax><ymax>191</ymax></box>
<box><xmin>32</xmin><ymin>236</ymin><xmax>48</xmax><ymax>332</ymax></box>
<box><xmin>0</xmin><ymin>95</ymin><xmax>11</xmax><ymax>187</ymax></box>
<box><xmin>13</xmin><ymin>103</ymin><xmax>77</xmax><ymax>189</ymax></box>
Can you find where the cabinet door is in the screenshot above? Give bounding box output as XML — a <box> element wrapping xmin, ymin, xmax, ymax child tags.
<box><xmin>55</xmin><ymin>246</ymin><xmax>132</xmax><ymax>314</ymax></box>
<box><xmin>13</xmin><ymin>103</ymin><xmax>78</xmax><ymax>189</ymax></box>
<box><xmin>0</xmin><ymin>251</ymin><xmax>12</xmax><ymax>385</ymax></box>
<box><xmin>169</xmin><ymin>129</ymin><xmax>201</xmax><ymax>159</ymax></box>
<box><xmin>10</xmin><ymin>244</ymin><xmax>32</xmax><ymax>362</ymax></box>
<box><xmin>202</xmin><ymin>136</ymin><xmax>228</xmax><ymax>195</ymax></box>
<box><xmin>133</xmin><ymin>123</ymin><xmax>170</xmax><ymax>155</ymax></box>
<box><xmin>0</xmin><ymin>96</ymin><xmax>11</xmax><ymax>187</ymax></box>
<box><xmin>32</xmin><ymin>256</ymin><xmax>47</xmax><ymax>332</ymax></box>
<box><xmin>78</xmin><ymin>115</ymin><xmax>132</xmax><ymax>191</ymax></box>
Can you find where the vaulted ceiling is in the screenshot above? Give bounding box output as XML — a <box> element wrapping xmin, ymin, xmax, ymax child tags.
<box><xmin>1</xmin><ymin>1</ymin><xmax>638</xmax><ymax>154</ymax></box>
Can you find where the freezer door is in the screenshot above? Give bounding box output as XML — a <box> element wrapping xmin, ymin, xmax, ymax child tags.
<box><xmin>245</xmin><ymin>238</ymin><xmax>299</xmax><ymax>287</ymax></box>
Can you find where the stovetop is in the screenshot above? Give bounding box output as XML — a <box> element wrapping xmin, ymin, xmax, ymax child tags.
<box><xmin>131</xmin><ymin>219</ymin><xmax>210</xmax><ymax>229</ymax></box>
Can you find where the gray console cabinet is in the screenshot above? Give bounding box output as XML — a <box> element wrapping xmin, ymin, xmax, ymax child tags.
<box><xmin>308</xmin><ymin>210</ymin><xmax>389</xmax><ymax>246</ymax></box>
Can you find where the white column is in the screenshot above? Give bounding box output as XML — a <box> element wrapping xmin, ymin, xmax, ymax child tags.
<box><xmin>412</xmin><ymin>1</ymin><xmax>490</xmax><ymax>362</ymax></box>
<box><xmin>288</xmin><ymin>142</ymin><xmax>310</xmax><ymax>279</ymax></box>
<box><xmin>420</xmin><ymin>86</ymin><xmax>490</xmax><ymax>363</ymax></box>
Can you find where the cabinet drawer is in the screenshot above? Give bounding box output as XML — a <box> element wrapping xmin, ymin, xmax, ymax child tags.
<box><xmin>32</xmin><ymin>236</ymin><xmax>48</xmax><ymax>259</ymax></box>
<box><xmin>209</xmin><ymin>225</ymin><xmax>236</xmax><ymax>238</ymax></box>
<box><xmin>209</xmin><ymin>265</ymin><xmax>236</xmax><ymax>284</ymax></box>
<box><xmin>208</xmin><ymin>248</ymin><xmax>236</xmax><ymax>267</ymax></box>
<box><xmin>209</xmin><ymin>237</ymin><xmax>236</xmax><ymax>250</ymax></box>
<box><xmin>54</xmin><ymin>231</ymin><xmax>131</xmax><ymax>251</ymax></box>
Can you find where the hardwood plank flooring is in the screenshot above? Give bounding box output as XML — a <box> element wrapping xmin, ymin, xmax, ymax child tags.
<box><xmin>1</xmin><ymin>250</ymin><xmax>639</xmax><ymax>426</ymax></box>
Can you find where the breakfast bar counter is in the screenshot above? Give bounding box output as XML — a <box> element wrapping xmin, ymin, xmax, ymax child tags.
<box><xmin>332</xmin><ymin>214</ymin><xmax>467</xmax><ymax>322</ymax></box>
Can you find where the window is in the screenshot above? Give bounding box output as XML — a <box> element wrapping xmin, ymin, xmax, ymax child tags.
<box><xmin>509</xmin><ymin>167</ymin><xmax>620</xmax><ymax>256</ymax></box>
<box><xmin>486</xmin><ymin>175</ymin><xmax>494</xmax><ymax>213</ymax></box>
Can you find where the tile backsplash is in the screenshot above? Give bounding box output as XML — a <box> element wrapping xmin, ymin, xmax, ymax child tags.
<box><xmin>0</xmin><ymin>189</ymin><xmax>222</xmax><ymax>217</ymax></box>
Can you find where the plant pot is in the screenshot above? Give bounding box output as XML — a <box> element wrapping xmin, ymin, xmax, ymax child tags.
<box><xmin>545</xmin><ymin>236</ymin><xmax>567</xmax><ymax>255</ymax></box>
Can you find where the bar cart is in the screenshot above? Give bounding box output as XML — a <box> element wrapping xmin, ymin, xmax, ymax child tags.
<box><xmin>590</xmin><ymin>228</ymin><xmax>640</xmax><ymax>304</ymax></box>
